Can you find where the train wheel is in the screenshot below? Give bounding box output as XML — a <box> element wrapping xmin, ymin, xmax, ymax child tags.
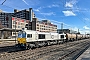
<box><xmin>47</xmin><ymin>41</ymin><xmax>50</xmax><ymax>46</ymax></box>
<box><xmin>36</xmin><ymin>44</ymin><xmax>39</xmax><ymax>48</ymax></box>
<box><xmin>26</xmin><ymin>44</ymin><xmax>30</xmax><ymax>50</ymax></box>
<box><xmin>35</xmin><ymin>42</ymin><xmax>39</xmax><ymax>48</ymax></box>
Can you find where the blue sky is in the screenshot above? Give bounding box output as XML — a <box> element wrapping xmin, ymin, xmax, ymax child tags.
<box><xmin>0</xmin><ymin>0</ymin><xmax>90</xmax><ymax>34</ymax></box>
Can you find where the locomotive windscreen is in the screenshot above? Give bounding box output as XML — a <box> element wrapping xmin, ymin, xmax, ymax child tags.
<box><xmin>18</xmin><ymin>31</ymin><xmax>26</xmax><ymax>38</ymax></box>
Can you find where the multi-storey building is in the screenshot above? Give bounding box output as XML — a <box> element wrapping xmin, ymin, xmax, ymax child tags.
<box><xmin>57</xmin><ymin>29</ymin><xmax>70</xmax><ymax>34</ymax></box>
<box><xmin>13</xmin><ymin>8</ymin><xmax>35</xmax><ymax>30</ymax></box>
<box><xmin>13</xmin><ymin>8</ymin><xmax>35</xmax><ymax>21</ymax></box>
<box><xmin>32</xmin><ymin>19</ymin><xmax>57</xmax><ymax>33</ymax></box>
<box><xmin>0</xmin><ymin>11</ymin><xmax>13</xmax><ymax>28</ymax></box>
<box><xmin>0</xmin><ymin>8</ymin><xmax>57</xmax><ymax>38</ymax></box>
<box><xmin>8</xmin><ymin>17</ymin><xmax>29</xmax><ymax>36</ymax></box>
<box><xmin>25</xmin><ymin>21</ymin><xmax>32</xmax><ymax>30</ymax></box>
<box><xmin>57</xmin><ymin>29</ymin><xmax>78</xmax><ymax>34</ymax></box>
<box><xmin>0</xmin><ymin>8</ymin><xmax>34</xmax><ymax>36</ymax></box>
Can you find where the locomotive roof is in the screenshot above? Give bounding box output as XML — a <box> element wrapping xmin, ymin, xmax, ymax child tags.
<box><xmin>24</xmin><ymin>30</ymin><xmax>60</xmax><ymax>35</ymax></box>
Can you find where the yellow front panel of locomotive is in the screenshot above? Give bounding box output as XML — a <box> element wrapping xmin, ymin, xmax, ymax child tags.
<box><xmin>17</xmin><ymin>38</ymin><xmax>26</xmax><ymax>44</ymax></box>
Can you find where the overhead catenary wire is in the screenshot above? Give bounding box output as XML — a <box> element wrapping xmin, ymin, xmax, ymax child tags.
<box><xmin>29</xmin><ymin>0</ymin><xmax>90</xmax><ymax>34</ymax></box>
<box><xmin>0</xmin><ymin>1</ymin><xmax>19</xmax><ymax>10</ymax></box>
<box><xmin>1</xmin><ymin>0</ymin><xmax>88</xmax><ymax>33</ymax></box>
<box><xmin>22</xmin><ymin>0</ymin><xmax>71</xmax><ymax>27</ymax></box>
<box><xmin>1</xmin><ymin>0</ymin><xmax>6</xmax><ymax>5</ymax></box>
<box><xmin>71</xmin><ymin>0</ymin><xmax>90</xmax><ymax>34</ymax></box>
<box><xmin>35</xmin><ymin>0</ymin><xmax>74</xmax><ymax>28</ymax></box>
<box><xmin>0</xmin><ymin>0</ymin><xmax>25</xmax><ymax>11</ymax></box>
<box><xmin>58</xmin><ymin>0</ymin><xmax>90</xmax><ymax>34</ymax></box>
<box><xmin>77</xmin><ymin>6</ymin><xmax>90</xmax><ymax>27</ymax></box>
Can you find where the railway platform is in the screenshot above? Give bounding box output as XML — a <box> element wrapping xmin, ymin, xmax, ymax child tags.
<box><xmin>77</xmin><ymin>46</ymin><xmax>90</xmax><ymax>60</ymax></box>
<box><xmin>0</xmin><ymin>39</ymin><xmax>16</xmax><ymax>42</ymax></box>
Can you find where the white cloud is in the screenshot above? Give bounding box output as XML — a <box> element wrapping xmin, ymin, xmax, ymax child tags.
<box><xmin>80</xmin><ymin>29</ymin><xmax>90</xmax><ymax>34</ymax></box>
<box><xmin>64</xmin><ymin>0</ymin><xmax>79</xmax><ymax>13</ymax></box>
<box><xmin>40</xmin><ymin>12</ymin><xmax>55</xmax><ymax>16</ymax></box>
<box><xmin>83</xmin><ymin>26</ymin><xmax>90</xmax><ymax>30</ymax></box>
<box><xmin>34</xmin><ymin>7</ymin><xmax>44</xmax><ymax>12</ymax></box>
<box><xmin>34</xmin><ymin>9</ymin><xmax>40</xmax><ymax>12</ymax></box>
<box><xmin>80</xmin><ymin>26</ymin><xmax>90</xmax><ymax>34</ymax></box>
<box><xmin>83</xmin><ymin>18</ymin><xmax>90</xmax><ymax>21</ymax></box>
<box><xmin>62</xmin><ymin>10</ymin><xmax>76</xmax><ymax>16</ymax></box>
<box><xmin>72</xmin><ymin>27</ymin><xmax>78</xmax><ymax>31</ymax></box>
<box><xmin>22</xmin><ymin>0</ymin><xmax>29</xmax><ymax>5</ymax></box>
<box><xmin>34</xmin><ymin>4</ymin><xmax>59</xmax><ymax>12</ymax></box>
<box><xmin>65</xmin><ymin>2</ymin><xmax>73</xmax><ymax>8</ymax></box>
<box><xmin>52</xmin><ymin>4</ymin><xmax>59</xmax><ymax>7</ymax></box>
<box><xmin>48</xmin><ymin>4</ymin><xmax>59</xmax><ymax>8</ymax></box>
<box><xmin>65</xmin><ymin>0</ymin><xmax>77</xmax><ymax>8</ymax></box>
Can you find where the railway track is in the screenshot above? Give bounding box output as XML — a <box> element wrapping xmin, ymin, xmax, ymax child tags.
<box><xmin>0</xmin><ymin>39</ymin><xmax>90</xmax><ymax>60</ymax></box>
<box><xmin>33</xmin><ymin>39</ymin><xmax>90</xmax><ymax>60</ymax></box>
<box><xmin>58</xmin><ymin>41</ymin><xmax>90</xmax><ymax>60</ymax></box>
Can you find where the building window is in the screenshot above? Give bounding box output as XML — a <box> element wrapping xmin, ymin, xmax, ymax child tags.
<box><xmin>21</xmin><ymin>23</ymin><xmax>23</xmax><ymax>25</ymax></box>
<box><xmin>42</xmin><ymin>28</ymin><xmax>43</xmax><ymax>30</ymax></box>
<box><xmin>18</xmin><ymin>22</ymin><xmax>20</xmax><ymax>25</ymax></box>
<box><xmin>13</xmin><ymin>21</ymin><xmax>16</xmax><ymax>24</ymax></box>
<box><xmin>26</xmin><ymin>24</ymin><xmax>28</xmax><ymax>26</ymax></box>
<box><xmin>44</xmin><ymin>28</ymin><xmax>45</xmax><ymax>30</ymax></box>
<box><xmin>37</xmin><ymin>30</ymin><xmax>39</xmax><ymax>31</ymax></box>
<box><xmin>18</xmin><ymin>26</ymin><xmax>20</xmax><ymax>28</ymax></box>
<box><xmin>37</xmin><ymin>27</ymin><xmax>39</xmax><ymax>29</ymax></box>
<box><xmin>13</xmin><ymin>25</ymin><xmax>15</xmax><ymax>28</ymax></box>
<box><xmin>13</xmin><ymin>33</ymin><xmax>15</xmax><ymax>35</ymax></box>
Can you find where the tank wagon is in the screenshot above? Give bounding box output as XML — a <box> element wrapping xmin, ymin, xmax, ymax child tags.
<box><xmin>66</xmin><ymin>33</ymin><xmax>77</xmax><ymax>41</ymax></box>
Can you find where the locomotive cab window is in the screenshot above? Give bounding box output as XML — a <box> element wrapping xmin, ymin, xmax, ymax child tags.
<box><xmin>61</xmin><ymin>35</ymin><xmax>64</xmax><ymax>38</ymax></box>
<box><xmin>18</xmin><ymin>31</ymin><xmax>26</xmax><ymax>38</ymax></box>
<box><xmin>27</xmin><ymin>34</ymin><xmax>32</xmax><ymax>38</ymax></box>
<box><xmin>38</xmin><ymin>34</ymin><xmax>45</xmax><ymax>39</ymax></box>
